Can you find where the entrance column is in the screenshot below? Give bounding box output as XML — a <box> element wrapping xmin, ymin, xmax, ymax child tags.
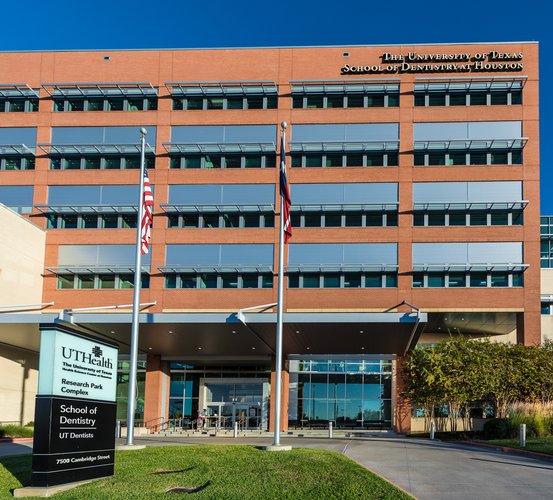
<box><xmin>143</xmin><ymin>354</ymin><xmax>169</xmax><ymax>429</ymax></box>
<box><xmin>269</xmin><ymin>358</ymin><xmax>289</xmax><ymax>432</ymax></box>
<box><xmin>394</xmin><ymin>356</ymin><xmax>411</xmax><ymax>434</ymax></box>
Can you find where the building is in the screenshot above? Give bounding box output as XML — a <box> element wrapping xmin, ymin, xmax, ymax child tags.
<box><xmin>0</xmin><ymin>42</ymin><xmax>540</xmax><ymax>433</ymax></box>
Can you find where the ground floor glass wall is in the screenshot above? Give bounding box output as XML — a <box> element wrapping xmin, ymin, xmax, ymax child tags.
<box><xmin>169</xmin><ymin>363</ymin><xmax>270</xmax><ymax>428</ymax></box>
<box><xmin>288</xmin><ymin>357</ymin><xmax>393</xmax><ymax>428</ymax></box>
<box><xmin>116</xmin><ymin>359</ymin><xmax>146</xmax><ymax>422</ymax></box>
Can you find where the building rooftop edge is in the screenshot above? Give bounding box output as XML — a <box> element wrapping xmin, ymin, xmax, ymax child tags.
<box><xmin>0</xmin><ymin>41</ymin><xmax>539</xmax><ymax>54</ymax></box>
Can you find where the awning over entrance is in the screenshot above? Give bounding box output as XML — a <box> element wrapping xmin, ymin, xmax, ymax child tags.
<box><xmin>0</xmin><ymin>311</ymin><xmax>426</xmax><ymax>357</ymax></box>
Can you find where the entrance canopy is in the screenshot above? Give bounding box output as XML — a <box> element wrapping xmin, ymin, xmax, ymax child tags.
<box><xmin>0</xmin><ymin>311</ymin><xmax>426</xmax><ymax>357</ymax></box>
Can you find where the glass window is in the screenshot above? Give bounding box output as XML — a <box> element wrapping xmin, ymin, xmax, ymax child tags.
<box><xmin>366</xmin><ymin>153</ymin><xmax>384</xmax><ymax>166</ymax></box>
<box><xmin>412</xmin><ymin>273</ymin><xmax>424</xmax><ymax>288</ymax></box>
<box><xmin>224</xmin><ymin>156</ymin><xmax>241</xmax><ymax>168</ymax></box>
<box><xmin>449</xmin><ymin>152</ymin><xmax>466</xmax><ymax>165</ymax></box>
<box><xmin>470</xmin><ymin>152</ymin><xmax>488</xmax><ymax>165</ymax></box>
<box><xmin>413</xmin><ymin>213</ymin><xmax>425</xmax><ymax>226</ymax></box>
<box><xmin>414</xmin><ymin>94</ymin><xmax>426</xmax><ymax>106</ymax></box>
<box><xmin>428</xmin><ymin>153</ymin><xmax>446</xmax><ymax>166</ymax></box>
<box><xmin>326</xmin><ymin>95</ymin><xmax>343</xmax><ymax>108</ymax></box>
<box><xmin>345</xmin><ymin>213</ymin><xmax>363</xmax><ymax>227</ymax></box>
<box><xmin>469</xmin><ymin>212</ymin><xmax>488</xmax><ymax>226</ymax></box>
<box><xmin>288</xmin><ymin>274</ymin><xmax>299</xmax><ymax>288</ymax></box>
<box><xmin>303</xmin><ymin>275</ymin><xmax>320</xmax><ymax>288</ymax></box>
<box><xmin>470</xmin><ymin>273</ymin><xmax>487</xmax><ymax>287</ymax></box>
<box><xmin>119</xmin><ymin>275</ymin><xmax>134</xmax><ymax>289</ymax></box>
<box><xmin>449</xmin><ymin>93</ymin><xmax>466</xmax><ymax>106</ymax></box>
<box><xmin>325</xmin><ymin>154</ymin><xmax>343</xmax><ymax>167</ymax></box>
<box><xmin>428</xmin><ymin>273</ymin><xmax>445</xmax><ymax>287</ymax></box>
<box><xmin>324</xmin><ymin>213</ymin><xmax>342</xmax><ymax>227</ymax></box>
<box><xmin>491</xmin><ymin>273</ymin><xmax>509</xmax><ymax>287</ymax></box>
<box><xmin>491</xmin><ymin>93</ymin><xmax>508</xmax><ymax>105</ymax></box>
<box><xmin>186</xmin><ymin>97</ymin><xmax>203</xmax><ymax>110</ymax></box>
<box><xmin>323</xmin><ymin>274</ymin><xmax>340</xmax><ymax>288</ymax></box>
<box><xmin>98</xmin><ymin>274</ymin><xmax>116</xmax><ymax>289</ymax></box>
<box><xmin>428</xmin><ymin>94</ymin><xmax>446</xmax><ymax>106</ymax></box>
<box><xmin>491</xmin><ymin>152</ymin><xmax>508</xmax><ymax>165</ymax></box>
<box><xmin>511</xmin><ymin>91</ymin><xmax>522</xmax><ymax>105</ymax></box>
<box><xmin>306</xmin><ymin>95</ymin><xmax>323</xmax><ymax>108</ymax></box>
<box><xmin>222</xmin><ymin>274</ymin><xmax>239</xmax><ymax>288</ymax></box>
<box><xmin>470</xmin><ymin>93</ymin><xmax>487</xmax><ymax>105</ymax></box>
<box><xmin>512</xmin><ymin>273</ymin><xmax>524</xmax><ymax>287</ymax></box>
<box><xmin>104</xmin><ymin>157</ymin><xmax>121</xmax><ymax>169</ymax></box>
<box><xmin>199</xmin><ymin>274</ymin><xmax>217</xmax><ymax>288</ymax></box>
<box><xmin>246</xmin><ymin>96</ymin><xmax>264</xmax><ymax>109</ymax></box>
<box><xmin>428</xmin><ymin>213</ymin><xmax>445</xmax><ymax>226</ymax></box>
<box><xmin>184</xmin><ymin>156</ymin><xmax>201</xmax><ymax>169</ymax></box>
<box><xmin>344</xmin><ymin>273</ymin><xmax>361</xmax><ymax>288</ymax></box>
<box><xmin>346</xmin><ymin>95</ymin><xmax>364</xmax><ymax>108</ymax></box>
<box><xmin>207</xmin><ymin>97</ymin><xmax>224</xmax><ymax>110</ymax></box>
<box><xmin>449</xmin><ymin>212</ymin><xmax>466</xmax><ymax>226</ymax></box>
<box><xmin>387</xmin><ymin>94</ymin><xmax>399</xmax><ymax>107</ymax></box>
<box><xmin>491</xmin><ymin>212</ymin><xmax>509</xmax><ymax>225</ymax></box>
<box><xmin>365</xmin><ymin>274</ymin><xmax>382</xmax><ymax>288</ymax></box>
<box><xmin>87</xmin><ymin>98</ymin><xmax>104</xmax><ymax>111</ymax></box>
<box><xmin>448</xmin><ymin>273</ymin><xmax>466</xmax><ymax>287</ymax></box>
<box><xmin>366</xmin><ymin>94</ymin><xmax>384</xmax><ymax>107</ymax></box>
<box><xmin>58</xmin><ymin>275</ymin><xmax>74</xmax><ymax>289</ymax></box>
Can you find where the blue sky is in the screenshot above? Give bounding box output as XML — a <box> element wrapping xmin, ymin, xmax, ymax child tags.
<box><xmin>1</xmin><ymin>0</ymin><xmax>550</xmax><ymax>212</ymax></box>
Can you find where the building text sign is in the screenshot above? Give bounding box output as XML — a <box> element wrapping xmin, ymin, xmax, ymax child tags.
<box><xmin>32</xmin><ymin>324</ymin><xmax>119</xmax><ymax>487</ymax></box>
<box><xmin>341</xmin><ymin>50</ymin><xmax>524</xmax><ymax>75</ymax></box>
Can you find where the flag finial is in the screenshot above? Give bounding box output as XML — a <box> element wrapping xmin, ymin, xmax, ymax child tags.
<box><xmin>281</xmin><ymin>121</ymin><xmax>287</xmax><ymax>129</ymax></box>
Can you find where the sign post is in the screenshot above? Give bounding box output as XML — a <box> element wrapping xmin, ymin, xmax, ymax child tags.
<box><xmin>30</xmin><ymin>323</ymin><xmax>119</xmax><ymax>488</ymax></box>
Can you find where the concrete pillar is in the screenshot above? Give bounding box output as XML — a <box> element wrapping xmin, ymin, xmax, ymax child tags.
<box><xmin>269</xmin><ymin>358</ymin><xmax>289</xmax><ymax>432</ymax></box>
<box><xmin>143</xmin><ymin>354</ymin><xmax>169</xmax><ymax>428</ymax></box>
<box><xmin>394</xmin><ymin>356</ymin><xmax>411</xmax><ymax>434</ymax></box>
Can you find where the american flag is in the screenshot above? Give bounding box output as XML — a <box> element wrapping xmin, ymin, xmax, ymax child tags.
<box><xmin>140</xmin><ymin>167</ymin><xmax>154</xmax><ymax>255</ymax></box>
<box><xmin>280</xmin><ymin>131</ymin><xmax>292</xmax><ymax>243</ymax></box>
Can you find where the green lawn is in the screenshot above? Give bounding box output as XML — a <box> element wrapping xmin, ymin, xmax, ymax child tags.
<box><xmin>486</xmin><ymin>437</ymin><xmax>553</xmax><ymax>456</ymax></box>
<box><xmin>0</xmin><ymin>445</ymin><xmax>410</xmax><ymax>499</ymax></box>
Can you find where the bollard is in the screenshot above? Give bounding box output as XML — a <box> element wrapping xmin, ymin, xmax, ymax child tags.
<box><xmin>233</xmin><ymin>421</ymin><xmax>238</xmax><ymax>438</ymax></box>
<box><xmin>329</xmin><ymin>421</ymin><xmax>333</xmax><ymax>439</ymax></box>
<box><xmin>115</xmin><ymin>420</ymin><xmax>121</xmax><ymax>439</ymax></box>
<box><xmin>519</xmin><ymin>423</ymin><xmax>526</xmax><ymax>448</ymax></box>
<box><xmin>430</xmin><ymin>420</ymin><xmax>435</xmax><ymax>440</ymax></box>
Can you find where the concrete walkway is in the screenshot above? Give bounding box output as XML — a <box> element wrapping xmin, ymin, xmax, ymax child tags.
<box><xmin>2</xmin><ymin>436</ymin><xmax>553</xmax><ymax>499</ymax></box>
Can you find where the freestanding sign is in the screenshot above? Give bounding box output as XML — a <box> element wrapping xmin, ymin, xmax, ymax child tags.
<box><xmin>32</xmin><ymin>323</ymin><xmax>119</xmax><ymax>487</ymax></box>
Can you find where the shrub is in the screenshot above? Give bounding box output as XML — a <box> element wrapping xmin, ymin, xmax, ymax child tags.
<box><xmin>0</xmin><ymin>425</ymin><xmax>34</xmax><ymax>438</ymax></box>
<box><xmin>483</xmin><ymin>418</ymin><xmax>512</xmax><ymax>439</ymax></box>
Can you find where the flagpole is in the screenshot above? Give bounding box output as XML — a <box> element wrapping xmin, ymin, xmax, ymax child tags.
<box><xmin>273</xmin><ymin>121</ymin><xmax>287</xmax><ymax>447</ymax></box>
<box><xmin>125</xmin><ymin>127</ymin><xmax>147</xmax><ymax>446</ymax></box>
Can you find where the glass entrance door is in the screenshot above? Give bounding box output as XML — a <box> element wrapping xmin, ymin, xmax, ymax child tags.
<box><xmin>202</xmin><ymin>379</ymin><xmax>267</xmax><ymax>429</ymax></box>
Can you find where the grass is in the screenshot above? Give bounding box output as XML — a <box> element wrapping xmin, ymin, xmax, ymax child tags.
<box><xmin>486</xmin><ymin>437</ymin><xmax>553</xmax><ymax>456</ymax></box>
<box><xmin>0</xmin><ymin>425</ymin><xmax>33</xmax><ymax>439</ymax></box>
<box><xmin>0</xmin><ymin>445</ymin><xmax>411</xmax><ymax>499</ymax></box>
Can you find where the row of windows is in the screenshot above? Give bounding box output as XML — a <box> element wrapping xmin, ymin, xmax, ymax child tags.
<box><xmin>50</xmin><ymin>156</ymin><xmax>155</xmax><ymax>170</ymax></box>
<box><xmin>42</xmin><ymin>210</ymin><xmax>526</xmax><ymax>229</ymax></box>
<box><xmin>167</xmin><ymin>213</ymin><xmax>274</xmax><ymax>229</ymax></box>
<box><xmin>414</xmin><ymin>91</ymin><xmax>522</xmax><ymax>107</ymax></box>
<box><xmin>0</xmin><ymin>157</ymin><xmax>35</xmax><ymax>170</ymax></box>
<box><xmin>291</xmin><ymin>212</ymin><xmax>397</xmax><ymax>228</ymax></box>
<box><xmin>0</xmin><ymin>98</ymin><xmax>39</xmax><ymax>113</ymax></box>
<box><xmin>169</xmin><ymin>154</ymin><xmax>276</xmax><ymax>169</ymax></box>
<box><xmin>292</xmin><ymin>94</ymin><xmax>399</xmax><ymax>109</ymax></box>
<box><xmin>47</xmin><ymin>213</ymin><xmax>139</xmax><ymax>229</ymax></box>
<box><xmin>2</xmin><ymin>152</ymin><xmax>523</xmax><ymax>172</ymax></box>
<box><xmin>412</xmin><ymin>272</ymin><xmax>523</xmax><ymax>288</ymax></box>
<box><xmin>165</xmin><ymin>273</ymin><xmax>273</xmax><ymax>289</ymax></box>
<box><xmin>57</xmin><ymin>274</ymin><xmax>150</xmax><ymax>289</ymax></box>
<box><xmin>413</xmin><ymin>211</ymin><xmax>523</xmax><ymax>227</ymax></box>
<box><xmin>291</xmin><ymin>152</ymin><xmax>398</xmax><ymax>168</ymax></box>
<box><xmin>288</xmin><ymin>273</ymin><xmax>397</xmax><ymax>289</ymax></box>
<box><xmin>414</xmin><ymin>151</ymin><xmax>522</xmax><ymax>166</ymax></box>
<box><xmin>55</xmin><ymin>271</ymin><xmax>525</xmax><ymax>290</ymax></box>
<box><xmin>53</xmin><ymin>97</ymin><xmax>157</xmax><ymax>112</ymax></box>
<box><xmin>172</xmin><ymin>96</ymin><xmax>277</xmax><ymax>111</ymax></box>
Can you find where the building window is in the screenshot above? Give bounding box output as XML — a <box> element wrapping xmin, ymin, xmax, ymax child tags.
<box><xmin>53</xmin><ymin>96</ymin><xmax>157</xmax><ymax>112</ymax></box>
<box><xmin>412</xmin><ymin>271</ymin><xmax>524</xmax><ymax>288</ymax></box>
<box><xmin>291</xmin><ymin>211</ymin><xmax>397</xmax><ymax>228</ymax></box>
<box><xmin>0</xmin><ymin>156</ymin><xmax>35</xmax><ymax>170</ymax></box>
<box><xmin>169</xmin><ymin>154</ymin><xmax>276</xmax><ymax>169</ymax></box>
<box><xmin>0</xmin><ymin>97</ymin><xmax>39</xmax><ymax>112</ymax></box>
<box><xmin>172</xmin><ymin>95</ymin><xmax>277</xmax><ymax>110</ymax></box>
<box><xmin>167</xmin><ymin>212</ymin><xmax>274</xmax><ymax>229</ymax></box>
<box><xmin>165</xmin><ymin>273</ymin><xmax>273</xmax><ymax>289</ymax></box>
<box><xmin>47</xmin><ymin>213</ymin><xmax>141</xmax><ymax>229</ymax></box>
<box><xmin>414</xmin><ymin>150</ymin><xmax>522</xmax><ymax>166</ymax></box>
<box><xmin>414</xmin><ymin>90</ymin><xmax>522</xmax><ymax>107</ymax></box>
<box><xmin>292</xmin><ymin>92</ymin><xmax>399</xmax><ymax>109</ymax></box>
<box><xmin>288</xmin><ymin>272</ymin><xmax>398</xmax><ymax>288</ymax></box>
<box><xmin>291</xmin><ymin>152</ymin><xmax>398</xmax><ymax>168</ymax></box>
<box><xmin>49</xmin><ymin>155</ymin><xmax>155</xmax><ymax>170</ymax></box>
<box><xmin>57</xmin><ymin>274</ymin><xmax>150</xmax><ymax>289</ymax></box>
<box><xmin>413</xmin><ymin>210</ymin><xmax>523</xmax><ymax>227</ymax></box>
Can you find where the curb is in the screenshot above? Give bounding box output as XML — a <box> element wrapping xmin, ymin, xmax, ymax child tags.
<box><xmin>0</xmin><ymin>437</ymin><xmax>33</xmax><ymax>443</ymax></box>
<box><xmin>454</xmin><ymin>440</ymin><xmax>553</xmax><ymax>463</ymax></box>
